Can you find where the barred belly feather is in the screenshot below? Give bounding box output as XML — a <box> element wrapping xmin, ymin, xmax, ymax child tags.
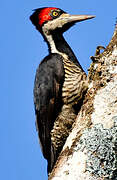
<box><xmin>51</xmin><ymin>56</ymin><xmax>88</xmax><ymax>150</ymax></box>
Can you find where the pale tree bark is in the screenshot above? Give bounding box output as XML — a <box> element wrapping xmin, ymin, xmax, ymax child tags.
<box><xmin>48</xmin><ymin>26</ymin><xmax>117</xmax><ymax>180</ymax></box>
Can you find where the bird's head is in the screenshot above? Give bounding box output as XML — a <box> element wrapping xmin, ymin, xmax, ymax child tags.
<box><xmin>30</xmin><ymin>7</ymin><xmax>95</xmax><ymax>34</ymax></box>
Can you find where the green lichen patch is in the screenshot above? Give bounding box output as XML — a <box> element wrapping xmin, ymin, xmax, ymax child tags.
<box><xmin>77</xmin><ymin>118</ymin><xmax>117</xmax><ymax>179</ymax></box>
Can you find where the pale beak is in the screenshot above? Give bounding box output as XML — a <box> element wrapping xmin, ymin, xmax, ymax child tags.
<box><xmin>61</xmin><ymin>13</ymin><xmax>95</xmax><ymax>24</ymax></box>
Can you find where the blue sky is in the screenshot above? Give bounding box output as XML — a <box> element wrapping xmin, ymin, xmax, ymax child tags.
<box><xmin>0</xmin><ymin>0</ymin><xmax>117</xmax><ymax>180</ymax></box>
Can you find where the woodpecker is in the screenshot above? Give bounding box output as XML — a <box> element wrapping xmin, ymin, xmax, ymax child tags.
<box><xmin>30</xmin><ymin>7</ymin><xmax>95</xmax><ymax>173</ymax></box>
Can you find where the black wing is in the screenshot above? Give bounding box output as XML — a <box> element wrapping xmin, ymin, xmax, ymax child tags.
<box><xmin>34</xmin><ymin>53</ymin><xmax>64</xmax><ymax>172</ymax></box>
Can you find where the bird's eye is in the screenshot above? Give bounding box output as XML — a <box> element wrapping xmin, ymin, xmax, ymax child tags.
<box><xmin>52</xmin><ymin>11</ymin><xmax>59</xmax><ymax>17</ymax></box>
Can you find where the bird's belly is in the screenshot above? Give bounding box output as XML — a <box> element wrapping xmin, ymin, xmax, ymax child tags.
<box><xmin>51</xmin><ymin>70</ymin><xmax>87</xmax><ymax>151</ymax></box>
<box><xmin>51</xmin><ymin>57</ymin><xmax>87</xmax><ymax>152</ymax></box>
<box><xmin>51</xmin><ymin>104</ymin><xmax>76</xmax><ymax>150</ymax></box>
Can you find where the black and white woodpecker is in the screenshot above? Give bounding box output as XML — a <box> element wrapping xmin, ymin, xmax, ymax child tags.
<box><xmin>30</xmin><ymin>7</ymin><xmax>95</xmax><ymax>173</ymax></box>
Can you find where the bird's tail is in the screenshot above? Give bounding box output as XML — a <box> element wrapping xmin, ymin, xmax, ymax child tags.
<box><xmin>47</xmin><ymin>144</ymin><xmax>59</xmax><ymax>174</ymax></box>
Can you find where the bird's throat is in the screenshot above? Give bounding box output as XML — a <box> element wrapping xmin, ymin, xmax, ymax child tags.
<box><xmin>42</xmin><ymin>29</ymin><xmax>81</xmax><ymax>66</ymax></box>
<box><xmin>42</xmin><ymin>27</ymin><xmax>84</xmax><ymax>69</ymax></box>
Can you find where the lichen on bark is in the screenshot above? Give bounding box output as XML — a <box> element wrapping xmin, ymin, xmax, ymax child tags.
<box><xmin>78</xmin><ymin>121</ymin><xmax>117</xmax><ymax>179</ymax></box>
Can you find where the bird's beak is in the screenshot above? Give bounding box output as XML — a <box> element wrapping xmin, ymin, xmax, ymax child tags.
<box><xmin>61</xmin><ymin>13</ymin><xmax>95</xmax><ymax>24</ymax></box>
<box><xmin>42</xmin><ymin>13</ymin><xmax>95</xmax><ymax>32</ymax></box>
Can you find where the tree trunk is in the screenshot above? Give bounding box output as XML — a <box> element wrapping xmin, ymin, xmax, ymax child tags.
<box><xmin>48</xmin><ymin>26</ymin><xmax>117</xmax><ymax>180</ymax></box>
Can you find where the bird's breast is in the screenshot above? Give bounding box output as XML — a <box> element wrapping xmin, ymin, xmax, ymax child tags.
<box><xmin>51</xmin><ymin>54</ymin><xmax>88</xmax><ymax>152</ymax></box>
<box><xmin>62</xmin><ymin>57</ymin><xmax>87</xmax><ymax>105</ymax></box>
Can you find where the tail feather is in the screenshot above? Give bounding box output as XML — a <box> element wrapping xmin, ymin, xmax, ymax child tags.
<box><xmin>47</xmin><ymin>144</ymin><xmax>59</xmax><ymax>174</ymax></box>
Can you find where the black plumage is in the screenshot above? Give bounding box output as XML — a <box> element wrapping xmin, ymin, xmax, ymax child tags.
<box><xmin>34</xmin><ymin>54</ymin><xmax>64</xmax><ymax>171</ymax></box>
<box><xmin>30</xmin><ymin>7</ymin><xmax>95</xmax><ymax>173</ymax></box>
